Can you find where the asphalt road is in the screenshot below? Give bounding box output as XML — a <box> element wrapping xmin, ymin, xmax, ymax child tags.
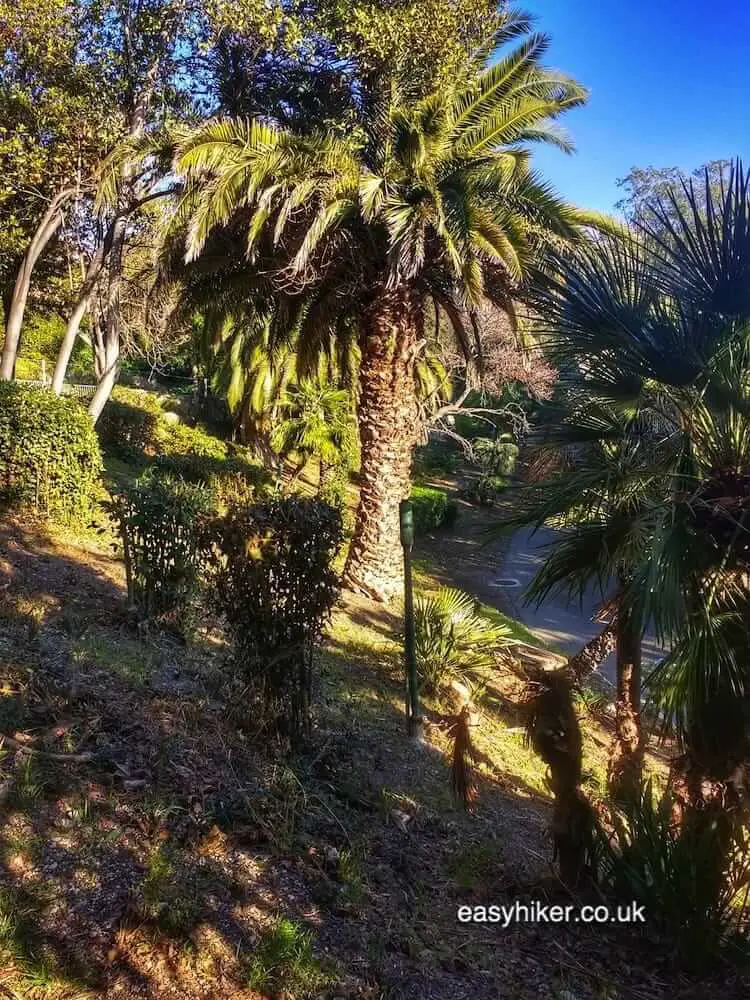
<box><xmin>493</xmin><ymin>525</ymin><xmax>665</xmax><ymax>686</ymax></box>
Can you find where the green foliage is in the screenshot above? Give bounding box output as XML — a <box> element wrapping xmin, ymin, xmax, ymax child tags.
<box><xmin>594</xmin><ymin>782</ymin><xmax>750</xmax><ymax>965</ymax></box>
<box><xmin>99</xmin><ymin>387</ymin><xmax>270</xmax><ymax>506</ymax></box>
<box><xmin>138</xmin><ymin>845</ymin><xmax>201</xmax><ymax>937</ymax></box>
<box><xmin>318</xmin><ymin>463</ymin><xmax>354</xmax><ymax>535</ymax></box>
<box><xmin>615</xmin><ymin>159</ymin><xmax>732</xmax><ymax>226</ymax></box>
<box><xmin>108</xmin><ymin>472</ymin><xmax>212</xmax><ymax>624</ymax></box>
<box><xmin>410</xmin><ymin>485</ymin><xmax>456</xmax><ymax>534</ymax></box>
<box><xmin>0</xmin><ymin>382</ymin><xmax>102</xmax><ymax>523</ymax></box>
<box><xmin>272</xmin><ymin>378</ymin><xmax>356</xmax><ymax>468</ymax></box>
<box><xmin>244</xmin><ymin>917</ymin><xmax>328</xmax><ymax>997</ymax></box>
<box><xmin>97</xmin><ymin>388</ymin><xmax>164</xmax><ymax>456</ymax></box>
<box><xmin>413</xmin><ymin>586</ymin><xmax>511</xmax><ymax>694</ymax></box>
<box><xmin>462</xmin><ymin>474</ymin><xmax>509</xmax><ymax>507</ymax></box>
<box><xmin>208</xmin><ymin>497</ymin><xmax>343</xmax><ymax>743</ymax></box>
<box><xmin>473</xmin><ymin>437</ymin><xmax>518</xmax><ymax>477</ymax></box>
<box><xmin>412</xmin><ymin>441</ymin><xmax>460</xmax><ymax>477</ymax></box>
<box><xmin>14</xmin><ymin>313</ymin><xmax>93</xmax><ymax>380</ymax></box>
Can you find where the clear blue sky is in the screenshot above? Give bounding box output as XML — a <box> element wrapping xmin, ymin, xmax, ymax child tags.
<box><xmin>523</xmin><ymin>0</ymin><xmax>750</xmax><ymax>213</ymax></box>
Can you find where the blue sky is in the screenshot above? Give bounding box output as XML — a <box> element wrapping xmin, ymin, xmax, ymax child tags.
<box><xmin>522</xmin><ymin>0</ymin><xmax>750</xmax><ymax>213</ymax></box>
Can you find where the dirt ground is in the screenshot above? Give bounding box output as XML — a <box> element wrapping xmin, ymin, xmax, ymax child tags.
<box><xmin>0</xmin><ymin>517</ymin><xmax>745</xmax><ymax>1000</ymax></box>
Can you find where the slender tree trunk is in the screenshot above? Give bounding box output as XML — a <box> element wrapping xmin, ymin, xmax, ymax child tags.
<box><xmin>87</xmin><ymin>337</ymin><xmax>120</xmax><ymax>424</ymax></box>
<box><xmin>87</xmin><ymin>206</ymin><xmax>128</xmax><ymax>423</ymax></box>
<box><xmin>52</xmin><ymin>231</ymin><xmax>112</xmax><ymax>395</ymax></box>
<box><xmin>566</xmin><ymin>619</ymin><xmax>617</xmax><ymax>684</ymax></box>
<box><xmin>343</xmin><ymin>286</ymin><xmax>422</xmax><ymax>601</ymax></box>
<box><xmin>1</xmin><ymin>189</ymin><xmax>73</xmax><ymax>380</ymax></box>
<box><xmin>607</xmin><ymin>599</ymin><xmax>644</xmax><ymax>800</ymax></box>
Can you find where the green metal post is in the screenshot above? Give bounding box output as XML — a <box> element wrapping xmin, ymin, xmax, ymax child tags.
<box><xmin>399</xmin><ymin>500</ymin><xmax>422</xmax><ymax>740</ymax></box>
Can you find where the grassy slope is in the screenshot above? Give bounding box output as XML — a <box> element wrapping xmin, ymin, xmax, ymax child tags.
<box><xmin>0</xmin><ymin>450</ymin><xmax>734</xmax><ymax>1000</ymax></box>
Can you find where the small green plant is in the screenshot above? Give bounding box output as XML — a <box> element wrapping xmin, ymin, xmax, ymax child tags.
<box><xmin>410</xmin><ymin>484</ymin><xmax>455</xmax><ymax>534</ymax></box>
<box><xmin>107</xmin><ymin>472</ymin><xmax>212</xmax><ymax>624</ymax></box>
<box><xmin>462</xmin><ymin>474</ymin><xmax>509</xmax><ymax>507</ymax></box>
<box><xmin>208</xmin><ymin>497</ymin><xmax>343</xmax><ymax>744</ymax></box>
<box><xmin>445</xmin><ymin>841</ymin><xmax>500</xmax><ymax>892</ymax></box>
<box><xmin>472</xmin><ymin>436</ymin><xmax>519</xmax><ymax>477</ymax></box>
<box><xmin>245</xmin><ymin>918</ymin><xmax>329</xmax><ymax>997</ymax></box>
<box><xmin>338</xmin><ymin>845</ymin><xmax>367</xmax><ymax>905</ymax></box>
<box><xmin>593</xmin><ymin>781</ymin><xmax>750</xmax><ymax>965</ymax></box>
<box><xmin>0</xmin><ymin>383</ymin><xmax>102</xmax><ymax>523</ymax></box>
<box><xmin>138</xmin><ymin>845</ymin><xmax>201</xmax><ymax>938</ymax></box>
<box><xmin>11</xmin><ymin>754</ymin><xmax>46</xmax><ymax>808</ymax></box>
<box><xmin>412</xmin><ymin>587</ymin><xmax>511</xmax><ymax>694</ymax></box>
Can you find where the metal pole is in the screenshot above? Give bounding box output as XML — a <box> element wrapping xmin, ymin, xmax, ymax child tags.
<box><xmin>399</xmin><ymin>500</ymin><xmax>423</xmax><ymax>741</ymax></box>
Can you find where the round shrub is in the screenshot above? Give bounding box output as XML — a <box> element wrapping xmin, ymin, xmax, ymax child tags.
<box><xmin>410</xmin><ymin>485</ymin><xmax>455</xmax><ymax>534</ymax></box>
<box><xmin>0</xmin><ymin>382</ymin><xmax>102</xmax><ymax>523</ymax></box>
<box><xmin>97</xmin><ymin>387</ymin><xmax>163</xmax><ymax>456</ymax></box>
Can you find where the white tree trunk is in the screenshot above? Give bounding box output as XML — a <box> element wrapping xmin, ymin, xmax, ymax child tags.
<box><xmin>0</xmin><ymin>189</ymin><xmax>73</xmax><ymax>380</ymax></box>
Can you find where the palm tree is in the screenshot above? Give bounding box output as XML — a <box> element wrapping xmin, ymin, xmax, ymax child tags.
<box><xmin>272</xmin><ymin>373</ymin><xmax>356</xmax><ymax>488</ymax></box>
<box><xmin>173</xmin><ymin>11</ymin><xmax>596</xmax><ymax>598</ymax></box>
<box><xmin>514</xmin><ymin>164</ymin><xmax>750</xmax><ymax>813</ymax></box>
<box><xmin>502</xmin><ymin>412</ymin><xmax>656</xmax><ymax>797</ymax></box>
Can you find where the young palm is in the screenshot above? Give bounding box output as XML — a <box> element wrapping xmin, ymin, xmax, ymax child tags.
<box><xmin>174</xmin><ymin>12</ymin><xmax>595</xmax><ymax>598</ymax></box>
<box><xmin>515</xmin><ymin>164</ymin><xmax>750</xmax><ymax>808</ymax></box>
<box><xmin>272</xmin><ymin>374</ymin><xmax>355</xmax><ymax>488</ymax></box>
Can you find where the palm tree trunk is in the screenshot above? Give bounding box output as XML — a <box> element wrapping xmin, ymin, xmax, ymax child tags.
<box><xmin>566</xmin><ymin>619</ymin><xmax>617</xmax><ymax>683</ymax></box>
<box><xmin>1</xmin><ymin>188</ymin><xmax>73</xmax><ymax>380</ymax></box>
<box><xmin>343</xmin><ymin>286</ymin><xmax>421</xmax><ymax>601</ymax></box>
<box><xmin>607</xmin><ymin>599</ymin><xmax>644</xmax><ymax>800</ymax></box>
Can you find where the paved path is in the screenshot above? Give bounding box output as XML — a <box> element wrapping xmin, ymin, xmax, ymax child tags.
<box><xmin>494</xmin><ymin>526</ymin><xmax>664</xmax><ymax>686</ymax></box>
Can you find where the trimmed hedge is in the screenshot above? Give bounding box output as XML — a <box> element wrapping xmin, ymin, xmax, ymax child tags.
<box><xmin>108</xmin><ymin>472</ymin><xmax>212</xmax><ymax>623</ymax></box>
<box><xmin>0</xmin><ymin>382</ymin><xmax>102</xmax><ymax>523</ymax></box>
<box><xmin>98</xmin><ymin>387</ymin><xmax>270</xmax><ymax>506</ymax></box>
<box><xmin>410</xmin><ymin>485</ymin><xmax>456</xmax><ymax>534</ymax></box>
<box><xmin>97</xmin><ymin>388</ymin><xmax>163</xmax><ymax>456</ymax></box>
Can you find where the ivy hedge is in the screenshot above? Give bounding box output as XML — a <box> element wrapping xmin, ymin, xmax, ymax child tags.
<box><xmin>0</xmin><ymin>382</ymin><xmax>102</xmax><ymax>523</ymax></box>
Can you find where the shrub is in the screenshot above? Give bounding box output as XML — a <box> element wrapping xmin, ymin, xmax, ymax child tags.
<box><xmin>318</xmin><ymin>463</ymin><xmax>354</xmax><ymax>535</ymax></box>
<box><xmin>462</xmin><ymin>474</ymin><xmax>509</xmax><ymax>507</ymax></box>
<box><xmin>156</xmin><ymin>420</ymin><xmax>228</xmax><ymax>461</ymax></box>
<box><xmin>472</xmin><ymin>437</ymin><xmax>519</xmax><ymax>477</ymax></box>
<box><xmin>412</xmin><ymin>440</ymin><xmax>460</xmax><ymax>476</ymax></box>
<box><xmin>15</xmin><ymin>313</ymin><xmax>93</xmax><ymax>380</ymax></box>
<box><xmin>97</xmin><ymin>388</ymin><xmax>163</xmax><ymax>456</ymax></box>
<box><xmin>154</xmin><ymin>452</ymin><xmax>270</xmax><ymax>509</ymax></box>
<box><xmin>410</xmin><ymin>484</ymin><xmax>456</xmax><ymax>534</ymax></box>
<box><xmin>99</xmin><ymin>389</ymin><xmax>270</xmax><ymax>506</ymax></box>
<box><xmin>107</xmin><ymin>472</ymin><xmax>212</xmax><ymax>625</ymax></box>
<box><xmin>594</xmin><ymin>781</ymin><xmax>750</xmax><ymax>965</ymax></box>
<box><xmin>208</xmin><ymin>497</ymin><xmax>343</xmax><ymax>744</ymax></box>
<box><xmin>0</xmin><ymin>382</ymin><xmax>102</xmax><ymax>523</ymax></box>
<box><xmin>413</xmin><ymin>587</ymin><xmax>511</xmax><ymax>694</ymax></box>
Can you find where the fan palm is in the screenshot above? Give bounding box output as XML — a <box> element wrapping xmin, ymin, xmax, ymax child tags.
<box><xmin>174</xmin><ymin>10</ymin><xmax>596</xmax><ymax>598</ymax></box>
<box><xmin>272</xmin><ymin>373</ymin><xmax>356</xmax><ymax>487</ymax></box>
<box><xmin>513</xmin><ymin>163</ymin><xmax>750</xmax><ymax>809</ymax></box>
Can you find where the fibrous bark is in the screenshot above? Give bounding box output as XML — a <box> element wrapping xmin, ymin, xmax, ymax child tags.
<box><xmin>607</xmin><ymin>601</ymin><xmax>644</xmax><ymax>800</ymax></box>
<box><xmin>343</xmin><ymin>286</ymin><xmax>422</xmax><ymax>601</ymax></box>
